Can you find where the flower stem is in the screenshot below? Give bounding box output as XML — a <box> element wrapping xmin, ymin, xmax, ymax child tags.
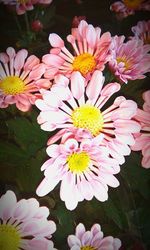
<box><xmin>14</xmin><ymin>14</ymin><xmax>22</xmax><ymax>36</ymax></box>
<box><xmin>24</xmin><ymin>12</ymin><xmax>30</xmax><ymax>34</ymax></box>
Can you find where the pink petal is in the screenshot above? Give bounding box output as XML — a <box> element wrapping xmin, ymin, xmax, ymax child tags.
<box><xmin>24</xmin><ymin>55</ymin><xmax>40</xmax><ymax>71</ymax></box>
<box><xmin>71</xmin><ymin>71</ymin><xmax>85</xmax><ymax>99</ymax></box>
<box><xmin>86</xmin><ymin>70</ymin><xmax>104</xmax><ymax>101</ymax></box>
<box><xmin>0</xmin><ymin>190</ymin><xmax>17</xmax><ymax>221</ymax></box>
<box><xmin>42</xmin><ymin>54</ymin><xmax>64</xmax><ymax>66</ymax></box>
<box><xmin>49</xmin><ymin>33</ymin><xmax>64</xmax><ymax>48</ymax></box>
<box><xmin>36</xmin><ymin>177</ymin><xmax>60</xmax><ymax>197</ymax></box>
<box><xmin>14</xmin><ymin>49</ymin><xmax>28</xmax><ymax>71</ymax></box>
<box><xmin>67</xmin><ymin>235</ymin><xmax>81</xmax><ymax>247</ymax></box>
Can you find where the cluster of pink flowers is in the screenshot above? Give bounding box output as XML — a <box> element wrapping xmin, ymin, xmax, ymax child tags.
<box><xmin>0</xmin><ymin>0</ymin><xmax>53</xmax><ymax>15</ymax></box>
<box><xmin>110</xmin><ymin>0</ymin><xmax>150</xmax><ymax>19</ymax></box>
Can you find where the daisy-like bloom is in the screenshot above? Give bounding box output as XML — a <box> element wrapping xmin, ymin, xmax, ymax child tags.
<box><xmin>109</xmin><ymin>35</ymin><xmax>150</xmax><ymax>83</ymax></box>
<box><xmin>42</xmin><ymin>20</ymin><xmax>111</xmax><ymax>81</ymax></box>
<box><xmin>1</xmin><ymin>0</ymin><xmax>53</xmax><ymax>15</ymax></box>
<box><xmin>36</xmin><ymin>136</ymin><xmax>120</xmax><ymax>210</ymax></box>
<box><xmin>132</xmin><ymin>90</ymin><xmax>150</xmax><ymax>168</ymax></box>
<box><xmin>110</xmin><ymin>0</ymin><xmax>150</xmax><ymax>19</ymax></box>
<box><xmin>0</xmin><ymin>47</ymin><xmax>52</xmax><ymax>112</ymax></box>
<box><xmin>0</xmin><ymin>190</ymin><xmax>57</xmax><ymax>250</ymax></box>
<box><xmin>131</xmin><ymin>20</ymin><xmax>150</xmax><ymax>45</ymax></box>
<box><xmin>67</xmin><ymin>223</ymin><xmax>121</xmax><ymax>250</ymax></box>
<box><xmin>36</xmin><ymin>71</ymin><xmax>140</xmax><ymax>165</ymax></box>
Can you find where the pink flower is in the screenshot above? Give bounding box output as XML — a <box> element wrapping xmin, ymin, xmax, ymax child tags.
<box><xmin>131</xmin><ymin>20</ymin><xmax>150</xmax><ymax>45</ymax></box>
<box><xmin>0</xmin><ymin>47</ymin><xmax>51</xmax><ymax>112</ymax></box>
<box><xmin>35</xmin><ymin>71</ymin><xmax>140</xmax><ymax>165</ymax></box>
<box><xmin>36</xmin><ymin>137</ymin><xmax>120</xmax><ymax>210</ymax></box>
<box><xmin>0</xmin><ymin>190</ymin><xmax>57</xmax><ymax>250</ymax></box>
<box><xmin>132</xmin><ymin>90</ymin><xmax>150</xmax><ymax>168</ymax></box>
<box><xmin>1</xmin><ymin>0</ymin><xmax>53</xmax><ymax>15</ymax></box>
<box><xmin>42</xmin><ymin>20</ymin><xmax>111</xmax><ymax>81</ymax></box>
<box><xmin>110</xmin><ymin>0</ymin><xmax>150</xmax><ymax>19</ymax></box>
<box><xmin>109</xmin><ymin>35</ymin><xmax>150</xmax><ymax>83</ymax></box>
<box><xmin>67</xmin><ymin>223</ymin><xmax>121</xmax><ymax>250</ymax></box>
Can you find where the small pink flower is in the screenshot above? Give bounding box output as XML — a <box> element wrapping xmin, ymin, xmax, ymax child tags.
<box><xmin>109</xmin><ymin>35</ymin><xmax>150</xmax><ymax>83</ymax></box>
<box><xmin>36</xmin><ymin>71</ymin><xmax>140</xmax><ymax>164</ymax></box>
<box><xmin>42</xmin><ymin>20</ymin><xmax>111</xmax><ymax>81</ymax></box>
<box><xmin>1</xmin><ymin>0</ymin><xmax>53</xmax><ymax>15</ymax></box>
<box><xmin>0</xmin><ymin>190</ymin><xmax>57</xmax><ymax>250</ymax></box>
<box><xmin>131</xmin><ymin>20</ymin><xmax>150</xmax><ymax>45</ymax></box>
<box><xmin>36</xmin><ymin>137</ymin><xmax>120</xmax><ymax>210</ymax></box>
<box><xmin>110</xmin><ymin>0</ymin><xmax>150</xmax><ymax>19</ymax></box>
<box><xmin>0</xmin><ymin>47</ymin><xmax>51</xmax><ymax>112</ymax></box>
<box><xmin>67</xmin><ymin>223</ymin><xmax>121</xmax><ymax>250</ymax></box>
<box><xmin>132</xmin><ymin>90</ymin><xmax>150</xmax><ymax>168</ymax></box>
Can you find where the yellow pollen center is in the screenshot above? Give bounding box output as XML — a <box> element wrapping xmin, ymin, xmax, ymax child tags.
<box><xmin>72</xmin><ymin>105</ymin><xmax>104</xmax><ymax>136</ymax></box>
<box><xmin>0</xmin><ymin>76</ymin><xmax>25</xmax><ymax>95</ymax></box>
<box><xmin>0</xmin><ymin>224</ymin><xmax>21</xmax><ymax>250</ymax></box>
<box><xmin>67</xmin><ymin>152</ymin><xmax>90</xmax><ymax>173</ymax></box>
<box><xmin>116</xmin><ymin>57</ymin><xmax>131</xmax><ymax>69</ymax></box>
<box><xmin>72</xmin><ymin>53</ymin><xmax>96</xmax><ymax>76</ymax></box>
<box><xmin>123</xmin><ymin>0</ymin><xmax>144</xmax><ymax>9</ymax></box>
<box><xmin>81</xmin><ymin>246</ymin><xmax>96</xmax><ymax>250</ymax></box>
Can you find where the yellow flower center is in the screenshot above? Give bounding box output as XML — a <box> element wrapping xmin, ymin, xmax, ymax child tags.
<box><xmin>0</xmin><ymin>76</ymin><xmax>25</xmax><ymax>95</ymax></box>
<box><xmin>67</xmin><ymin>152</ymin><xmax>90</xmax><ymax>173</ymax></box>
<box><xmin>72</xmin><ymin>105</ymin><xmax>104</xmax><ymax>136</ymax></box>
<box><xmin>123</xmin><ymin>0</ymin><xmax>144</xmax><ymax>9</ymax></box>
<box><xmin>116</xmin><ymin>57</ymin><xmax>131</xmax><ymax>69</ymax></box>
<box><xmin>0</xmin><ymin>224</ymin><xmax>21</xmax><ymax>250</ymax></box>
<box><xmin>72</xmin><ymin>53</ymin><xmax>96</xmax><ymax>76</ymax></box>
<box><xmin>81</xmin><ymin>246</ymin><xmax>96</xmax><ymax>250</ymax></box>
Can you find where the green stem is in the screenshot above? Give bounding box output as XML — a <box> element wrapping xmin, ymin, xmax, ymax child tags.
<box><xmin>14</xmin><ymin>14</ymin><xmax>22</xmax><ymax>36</ymax></box>
<box><xmin>24</xmin><ymin>12</ymin><xmax>30</xmax><ymax>34</ymax></box>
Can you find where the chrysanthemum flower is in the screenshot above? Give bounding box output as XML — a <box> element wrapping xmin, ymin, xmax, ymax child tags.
<box><xmin>36</xmin><ymin>71</ymin><xmax>140</xmax><ymax>164</ymax></box>
<box><xmin>0</xmin><ymin>47</ymin><xmax>52</xmax><ymax>112</ymax></box>
<box><xmin>132</xmin><ymin>90</ymin><xmax>150</xmax><ymax>168</ymax></box>
<box><xmin>110</xmin><ymin>0</ymin><xmax>150</xmax><ymax>19</ymax></box>
<box><xmin>109</xmin><ymin>35</ymin><xmax>150</xmax><ymax>83</ymax></box>
<box><xmin>131</xmin><ymin>20</ymin><xmax>150</xmax><ymax>45</ymax></box>
<box><xmin>67</xmin><ymin>223</ymin><xmax>122</xmax><ymax>250</ymax></box>
<box><xmin>0</xmin><ymin>190</ymin><xmax>57</xmax><ymax>250</ymax></box>
<box><xmin>42</xmin><ymin>20</ymin><xmax>111</xmax><ymax>81</ymax></box>
<box><xmin>1</xmin><ymin>0</ymin><xmax>53</xmax><ymax>15</ymax></box>
<box><xmin>36</xmin><ymin>137</ymin><xmax>120</xmax><ymax>210</ymax></box>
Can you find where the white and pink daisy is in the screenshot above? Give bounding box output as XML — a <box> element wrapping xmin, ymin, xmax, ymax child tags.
<box><xmin>0</xmin><ymin>190</ymin><xmax>57</xmax><ymax>250</ymax></box>
<box><xmin>42</xmin><ymin>20</ymin><xmax>111</xmax><ymax>82</ymax></box>
<box><xmin>1</xmin><ymin>0</ymin><xmax>53</xmax><ymax>15</ymax></box>
<box><xmin>131</xmin><ymin>20</ymin><xmax>150</xmax><ymax>44</ymax></box>
<box><xmin>109</xmin><ymin>35</ymin><xmax>150</xmax><ymax>83</ymax></box>
<box><xmin>0</xmin><ymin>47</ymin><xmax>52</xmax><ymax>112</ymax></box>
<box><xmin>36</xmin><ymin>137</ymin><xmax>120</xmax><ymax>210</ymax></box>
<box><xmin>110</xmin><ymin>0</ymin><xmax>150</xmax><ymax>19</ymax></box>
<box><xmin>35</xmin><ymin>71</ymin><xmax>140</xmax><ymax>165</ymax></box>
<box><xmin>67</xmin><ymin>223</ymin><xmax>122</xmax><ymax>250</ymax></box>
<box><xmin>132</xmin><ymin>90</ymin><xmax>150</xmax><ymax>168</ymax></box>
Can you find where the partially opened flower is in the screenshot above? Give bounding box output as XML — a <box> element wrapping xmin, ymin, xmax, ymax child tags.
<box><xmin>131</xmin><ymin>20</ymin><xmax>150</xmax><ymax>45</ymax></box>
<box><xmin>42</xmin><ymin>20</ymin><xmax>111</xmax><ymax>81</ymax></box>
<box><xmin>0</xmin><ymin>47</ymin><xmax>51</xmax><ymax>112</ymax></box>
<box><xmin>0</xmin><ymin>190</ymin><xmax>57</xmax><ymax>250</ymax></box>
<box><xmin>109</xmin><ymin>35</ymin><xmax>150</xmax><ymax>83</ymax></box>
<box><xmin>1</xmin><ymin>0</ymin><xmax>53</xmax><ymax>15</ymax></box>
<box><xmin>36</xmin><ymin>137</ymin><xmax>120</xmax><ymax>210</ymax></box>
<box><xmin>132</xmin><ymin>90</ymin><xmax>150</xmax><ymax>168</ymax></box>
<box><xmin>67</xmin><ymin>223</ymin><xmax>121</xmax><ymax>250</ymax></box>
<box><xmin>110</xmin><ymin>0</ymin><xmax>150</xmax><ymax>19</ymax></box>
<box><xmin>36</xmin><ymin>71</ymin><xmax>140</xmax><ymax>164</ymax></box>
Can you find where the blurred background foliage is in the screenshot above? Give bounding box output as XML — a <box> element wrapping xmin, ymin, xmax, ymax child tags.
<box><xmin>0</xmin><ymin>0</ymin><xmax>150</xmax><ymax>249</ymax></box>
